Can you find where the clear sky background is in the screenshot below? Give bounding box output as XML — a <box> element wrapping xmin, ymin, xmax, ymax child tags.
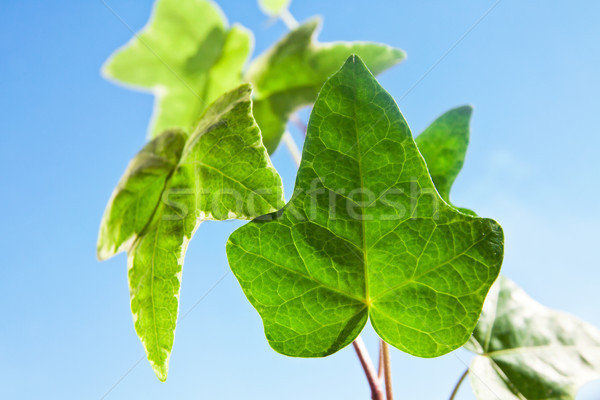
<box><xmin>1</xmin><ymin>0</ymin><xmax>600</xmax><ymax>399</ymax></box>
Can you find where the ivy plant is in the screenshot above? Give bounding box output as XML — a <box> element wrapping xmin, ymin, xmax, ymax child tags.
<box><xmin>98</xmin><ymin>0</ymin><xmax>600</xmax><ymax>397</ymax></box>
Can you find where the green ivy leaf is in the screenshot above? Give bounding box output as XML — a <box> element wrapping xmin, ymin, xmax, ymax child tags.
<box><xmin>99</xmin><ymin>84</ymin><xmax>284</xmax><ymax>381</ymax></box>
<box><xmin>97</xmin><ymin>130</ymin><xmax>186</xmax><ymax>260</ymax></box>
<box><xmin>415</xmin><ymin>106</ymin><xmax>471</xmax><ymax>205</ymax></box>
<box><xmin>415</xmin><ymin>106</ymin><xmax>477</xmax><ymax>216</ymax></box>
<box><xmin>258</xmin><ymin>0</ymin><xmax>291</xmax><ymax>16</ymax></box>
<box><xmin>465</xmin><ymin>277</ymin><xmax>600</xmax><ymax>399</ymax></box>
<box><xmin>103</xmin><ymin>0</ymin><xmax>253</xmax><ymax>139</ymax></box>
<box><xmin>246</xmin><ymin>19</ymin><xmax>406</xmax><ymax>153</ymax></box>
<box><xmin>227</xmin><ymin>55</ymin><xmax>503</xmax><ymax>358</ymax></box>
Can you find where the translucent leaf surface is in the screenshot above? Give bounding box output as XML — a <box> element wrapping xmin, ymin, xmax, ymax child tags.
<box><xmin>466</xmin><ymin>277</ymin><xmax>600</xmax><ymax>400</ymax></box>
<box><xmin>103</xmin><ymin>0</ymin><xmax>252</xmax><ymax>138</ymax></box>
<box><xmin>227</xmin><ymin>56</ymin><xmax>503</xmax><ymax>358</ymax></box>
<box><xmin>99</xmin><ymin>85</ymin><xmax>284</xmax><ymax>380</ymax></box>
<box><xmin>97</xmin><ymin>130</ymin><xmax>186</xmax><ymax>260</ymax></box>
<box><xmin>246</xmin><ymin>19</ymin><xmax>406</xmax><ymax>153</ymax></box>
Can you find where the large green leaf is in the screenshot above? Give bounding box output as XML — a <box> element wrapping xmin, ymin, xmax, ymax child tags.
<box><xmin>466</xmin><ymin>277</ymin><xmax>600</xmax><ymax>399</ymax></box>
<box><xmin>246</xmin><ymin>19</ymin><xmax>406</xmax><ymax>153</ymax></box>
<box><xmin>227</xmin><ymin>55</ymin><xmax>503</xmax><ymax>358</ymax></box>
<box><xmin>99</xmin><ymin>84</ymin><xmax>284</xmax><ymax>381</ymax></box>
<box><xmin>415</xmin><ymin>106</ymin><xmax>477</xmax><ymax>216</ymax></box>
<box><xmin>103</xmin><ymin>0</ymin><xmax>253</xmax><ymax>138</ymax></box>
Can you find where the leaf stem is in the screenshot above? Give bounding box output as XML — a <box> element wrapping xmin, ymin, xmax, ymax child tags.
<box><xmin>381</xmin><ymin>340</ymin><xmax>393</xmax><ymax>400</ymax></box>
<box><xmin>449</xmin><ymin>369</ymin><xmax>469</xmax><ymax>400</ymax></box>
<box><xmin>378</xmin><ymin>341</ymin><xmax>384</xmax><ymax>381</ymax></box>
<box><xmin>278</xmin><ymin>7</ymin><xmax>302</xmax><ymax>164</ymax></box>
<box><xmin>282</xmin><ymin>130</ymin><xmax>302</xmax><ymax>166</ymax></box>
<box><xmin>353</xmin><ymin>336</ymin><xmax>384</xmax><ymax>400</ymax></box>
<box><xmin>279</xmin><ymin>8</ymin><xmax>299</xmax><ymax>30</ymax></box>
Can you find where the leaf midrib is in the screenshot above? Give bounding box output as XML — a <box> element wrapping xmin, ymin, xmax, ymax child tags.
<box><xmin>348</xmin><ymin>58</ymin><xmax>370</xmax><ymax>306</ymax></box>
<box><xmin>149</xmin><ymin>210</ymin><xmax>164</xmax><ymax>363</ymax></box>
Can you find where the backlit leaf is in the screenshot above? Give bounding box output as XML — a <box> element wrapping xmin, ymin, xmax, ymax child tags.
<box><xmin>103</xmin><ymin>0</ymin><xmax>253</xmax><ymax>138</ymax></box>
<box><xmin>466</xmin><ymin>277</ymin><xmax>600</xmax><ymax>399</ymax></box>
<box><xmin>99</xmin><ymin>85</ymin><xmax>284</xmax><ymax>380</ymax></box>
<box><xmin>97</xmin><ymin>130</ymin><xmax>186</xmax><ymax>260</ymax></box>
<box><xmin>246</xmin><ymin>19</ymin><xmax>405</xmax><ymax>153</ymax></box>
<box><xmin>227</xmin><ymin>55</ymin><xmax>503</xmax><ymax>358</ymax></box>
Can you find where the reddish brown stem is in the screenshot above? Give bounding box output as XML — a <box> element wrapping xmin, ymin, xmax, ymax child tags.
<box><xmin>381</xmin><ymin>340</ymin><xmax>393</xmax><ymax>400</ymax></box>
<box><xmin>449</xmin><ymin>369</ymin><xmax>469</xmax><ymax>400</ymax></box>
<box><xmin>378</xmin><ymin>341</ymin><xmax>384</xmax><ymax>381</ymax></box>
<box><xmin>353</xmin><ymin>336</ymin><xmax>384</xmax><ymax>400</ymax></box>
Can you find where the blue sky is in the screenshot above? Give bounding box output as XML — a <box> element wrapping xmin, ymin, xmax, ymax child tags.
<box><xmin>1</xmin><ymin>0</ymin><xmax>600</xmax><ymax>399</ymax></box>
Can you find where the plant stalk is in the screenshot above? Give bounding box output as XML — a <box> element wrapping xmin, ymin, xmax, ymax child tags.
<box><xmin>378</xmin><ymin>341</ymin><xmax>384</xmax><ymax>381</ymax></box>
<box><xmin>279</xmin><ymin>8</ymin><xmax>303</xmax><ymax>166</ymax></box>
<box><xmin>353</xmin><ymin>336</ymin><xmax>384</xmax><ymax>400</ymax></box>
<box><xmin>449</xmin><ymin>369</ymin><xmax>469</xmax><ymax>400</ymax></box>
<box><xmin>279</xmin><ymin>8</ymin><xmax>299</xmax><ymax>30</ymax></box>
<box><xmin>381</xmin><ymin>340</ymin><xmax>393</xmax><ymax>400</ymax></box>
<box><xmin>282</xmin><ymin>131</ymin><xmax>302</xmax><ymax>166</ymax></box>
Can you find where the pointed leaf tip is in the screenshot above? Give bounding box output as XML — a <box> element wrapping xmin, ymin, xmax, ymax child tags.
<box><xmin>416</xmin><ymin>105</ymin><xmax>475</xmax><ymax>210</ymax></box>
<box><xmin>153</xmin><ymin>363</ymin><xmax>168</xmax><ymax>382</ymax></box>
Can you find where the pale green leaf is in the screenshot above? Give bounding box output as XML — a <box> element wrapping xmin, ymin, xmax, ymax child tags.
<box><xmin>99</xmin><ymin>85</ymin><xmax>284</xmax><ymax>381</ymax></box>
<box><xmin>258</xmin><ymin>0</ymin><xmax>291</xmax><ymax>16</ymax></box>
<box><xmin>102</xmin><ymin>0</ymin><xmax>253</xmax><ymax>138</ymax></box>
<box><xmin>246</xmin><ymin>19</ymin><xmax>406</xmax><ymax>153</ymax></box>
<box><xmin>227</xmin><ymin>55</ymin><xmax>503</xmax><ymax>358</ymax></box>
<box><xmin>97</xmin><ymin>130</ymin><xmax>186</xmax><ymax>260</ymax></box>
<box><xmin>415</xmin><ymin>106</ymin><xmax>477</xmax><ymax>216</ymax></box>
<box><xmin>466</xmin><ymin>277</ymin><xmax>600</xmax><ymax>400</ymax></box>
